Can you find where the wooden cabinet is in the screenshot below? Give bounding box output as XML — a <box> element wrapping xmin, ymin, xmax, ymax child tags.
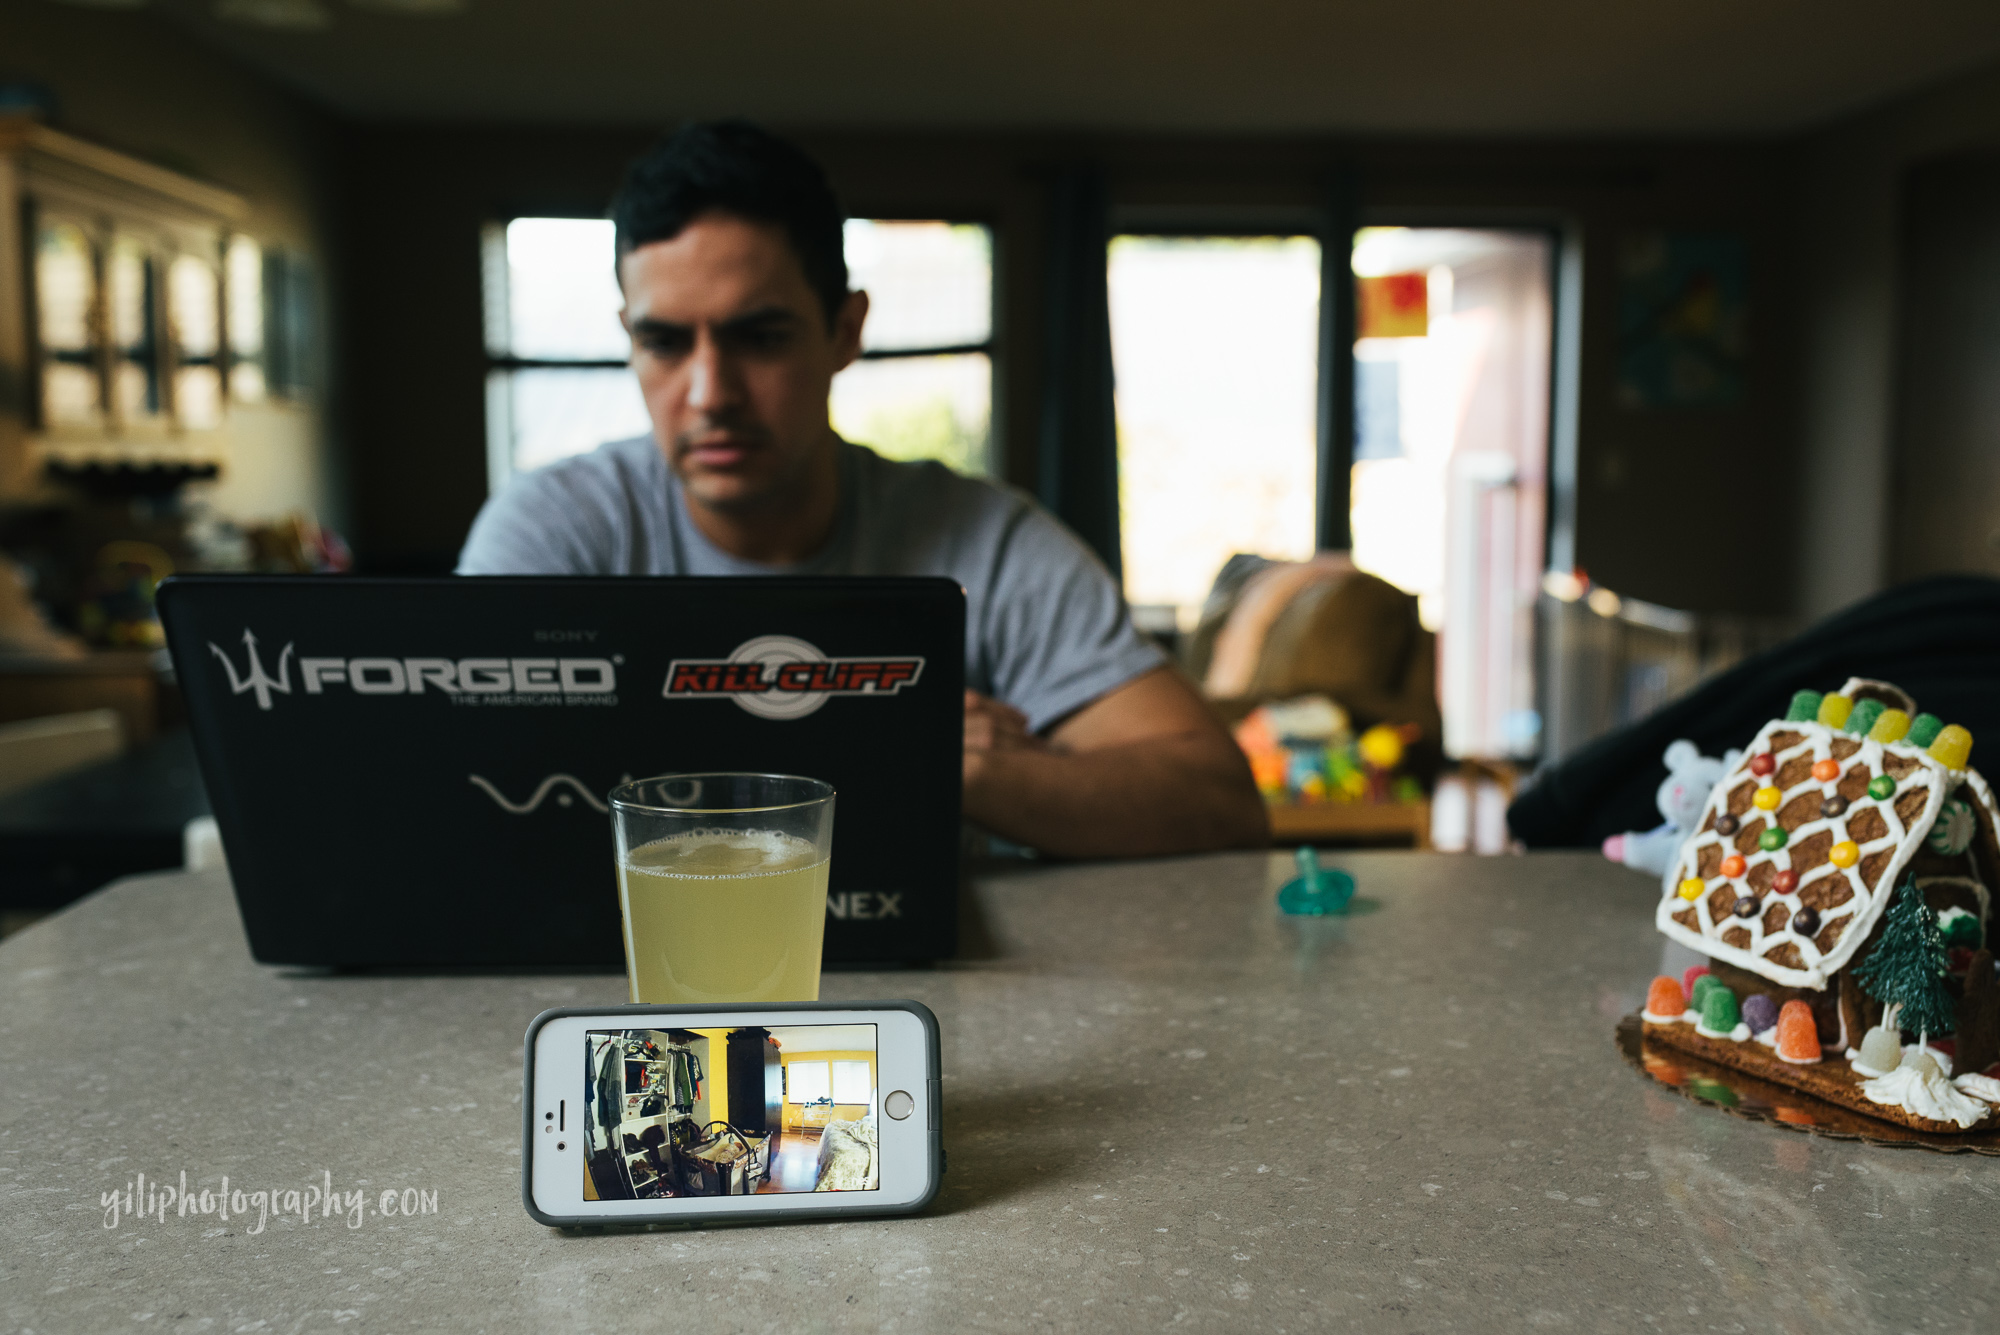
<box><xmin>0</xmin><ymin>117</ymin><xmax>262</xmax><ymax>497</ymax></box>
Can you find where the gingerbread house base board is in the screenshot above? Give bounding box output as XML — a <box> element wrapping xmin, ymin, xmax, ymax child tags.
<box><xmin>1642</xmin><ymin>1017</ymin><xmax>1988</xmax><ymax>1134</ymax></box>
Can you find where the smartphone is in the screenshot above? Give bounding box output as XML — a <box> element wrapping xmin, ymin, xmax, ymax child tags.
<box><xmin>522</xmin><ymin>1000</ymin><xmax>941</xmax><ymax>1227</ymax></box>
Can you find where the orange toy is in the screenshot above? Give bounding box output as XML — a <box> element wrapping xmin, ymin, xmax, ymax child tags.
<box><xmin>1644</xmin><ymin>976</ymin><xmax>1686</xmax><ymax>1019</ymax></box>
<box><xmin>1775</xmin><ymin>1000</ymin><xmax>1820</xmax><ymax>1064</ymax></box>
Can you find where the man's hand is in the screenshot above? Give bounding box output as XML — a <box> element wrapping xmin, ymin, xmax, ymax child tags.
<box><xmin>961</xmin><ymin>667</ymin><xmax>1269</xmax><ymax>859</ymax></box>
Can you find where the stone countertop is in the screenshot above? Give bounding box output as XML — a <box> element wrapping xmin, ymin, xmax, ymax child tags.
<box><xmin>3</xmin><ymin>851</ymin><xmax>1996</xmax><ymax>1333</ymax></box>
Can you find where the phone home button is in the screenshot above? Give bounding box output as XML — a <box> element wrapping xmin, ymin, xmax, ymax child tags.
<box><xmin>884</xmin><ymin>1089</ymin><xmax>915</xmax><ymax>1120</ymax></box>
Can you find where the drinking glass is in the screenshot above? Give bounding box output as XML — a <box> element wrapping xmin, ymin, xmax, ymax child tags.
<box><xmin>609</xmin><ymin>773</ymin><xmax>835</xmax><ymax>1004</ymax></box>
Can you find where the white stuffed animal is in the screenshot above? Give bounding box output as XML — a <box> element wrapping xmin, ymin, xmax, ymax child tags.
<box><xmin>1602</xmin><ymin>739</ymin><xmax>1742</xmax><ymax>877</ymax></box>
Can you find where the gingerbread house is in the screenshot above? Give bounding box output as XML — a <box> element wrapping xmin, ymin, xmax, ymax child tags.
<box><xmin>1642</xmin><ymin>678</ymin><xmax>2000</xmax><ymax>1132</ymax></box>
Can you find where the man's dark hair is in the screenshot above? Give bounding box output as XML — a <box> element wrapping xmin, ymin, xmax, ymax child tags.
<box><xmin>611</xmin><ymin>120</ymin><xmax>849</xmax><ymax>327</ymax></box>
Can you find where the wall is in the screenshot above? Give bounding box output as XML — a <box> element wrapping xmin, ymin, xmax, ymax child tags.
<box><xmin>337</xmin><ymin>124</ymin><xmax>1801</xmax><ymax>615</ymax></box>
<box><xmin>1793</xmin><ymin>61</ymin><xmax>2000</xmax><ymax>618</ymax></box>
<box><xmin>0</xmin><ymin>1</ymin><xmax>342</xmax><ymax>530</ymax></box>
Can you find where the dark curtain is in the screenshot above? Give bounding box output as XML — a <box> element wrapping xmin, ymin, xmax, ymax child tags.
<box><xmin>1508</xmin><ymin>575</ymin><xmax>2000</xmax><ymax>848</ymax></box>
<box><xmin>1037</xmin><ymin>166</ymin><xmax>1123</xmax><ymax>576</ymax></box>
<box><xmin>1315</xmin><ymin>170</ymin><xmax>1359</xmax><ymax>552</ymax></box>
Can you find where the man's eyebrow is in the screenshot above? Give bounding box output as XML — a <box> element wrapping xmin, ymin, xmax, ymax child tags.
<box><xmin>715</xmin><ymin>306</ymin><xmax>804</xmax><ymax>333</ymax></box>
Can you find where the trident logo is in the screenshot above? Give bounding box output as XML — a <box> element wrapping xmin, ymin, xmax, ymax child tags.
<box><xmin>208</xmin><ymin>628</ymin><xmax>294</xmax><ymax>711</ymax></box>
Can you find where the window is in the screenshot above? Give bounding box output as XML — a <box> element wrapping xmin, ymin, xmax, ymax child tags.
<box><xmin>831</xmin><ymin>1059</ymin><xmax>872</xmax><ymax>1104</ymax></box>
<box><xmin>481</xmin><ymin>216</ymin><xmax>996</xmax><ymax>493</ymax></box>
<box><xmin>1107</xmin><ymin>236</ymin><xmax>1322</xmax><ymax>621</ymax></box>
<box><xmin>831</xmin><ymin>220</ymin><xmax>994</xmax><ymax>475</ymax></box>
<box><xmin>786</xmin><ymin>1061</ymin><xmax>830</xmax><ymax>1104</ymax></box>
<box><xmin>482</xmin><ymin>218</ymin><xmax>649</xmax><ymax>493</ymax></box>
<box><xmin>31</xmin><ymin>213</ymin><xmax>265</xmax><ymax>435</ymax></box>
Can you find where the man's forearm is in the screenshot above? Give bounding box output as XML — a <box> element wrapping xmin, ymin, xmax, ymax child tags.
<box><xmin>963</xmin><ymin>733</ymin><xmax>1269</xmax><ymax>859</ymax></box>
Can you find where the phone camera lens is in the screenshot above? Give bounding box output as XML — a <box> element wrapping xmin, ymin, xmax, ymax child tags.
<box><xmin>556</xmin><ymin>1142</ymin><xmax>566</xmax><ymax>1151</ymax></box>
<box><xmin>544</xmin><ymin>1111</ymin><xmax>554</xmax><ymax>1120</ymax></box>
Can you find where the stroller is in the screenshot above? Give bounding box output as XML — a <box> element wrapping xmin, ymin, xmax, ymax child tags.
<box><xmin>675</xmin><ymin>1122</ymin><xmax>771</xmax><ymax>1197</ymax></box>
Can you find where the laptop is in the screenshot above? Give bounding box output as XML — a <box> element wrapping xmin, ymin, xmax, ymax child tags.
<box><xmin>157</xmin><ymin>575</ymin><xmax>964</xmax><ymax>968</ymax></box>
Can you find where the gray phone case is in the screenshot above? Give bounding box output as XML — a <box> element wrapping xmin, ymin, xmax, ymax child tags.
<box><xmin>521</xmin><ymin>999</ymin><xmax>943</xmax><ymax>1229</ymax></box>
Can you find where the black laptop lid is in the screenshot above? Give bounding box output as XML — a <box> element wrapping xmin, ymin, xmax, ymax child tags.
<box><xmin>158</xmin><ymin>575</ymin><xmax>964</xmax><ymax>968</ymax></box>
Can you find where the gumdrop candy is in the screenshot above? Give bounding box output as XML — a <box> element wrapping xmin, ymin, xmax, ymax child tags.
<box><xmin>1720</xmin><ymin>853</ymin><xmax>1747</xmax><ymax>878</ymax></box>
<box><xmin>1817</xmin><ymin>695</ymin><xmax>1853</xmax><ymax>729</ymax></box>
<box><xmin>1899</xmin><ymin>1048</ymin><xmax>1941</xmax><ymax>1080</ymax></box>
<box><xmin>1786</xmin><ymin>690</ymin><xmax>1824</xmax><ymax>722</ymax></box>
<box><xmin>1749</xmin><ymin>753</ymin><xmax>1776</xmax><ymax>777</ymax></box>
<box><xmin>1699</xmin><ymin>986</ymin><xmax>1741</xmax><ymax>1035</ymax></box>
<box><xmin>1759</xmin><ymin>827</ymin><xmax>1788</xmax><ymax>851</ymax></box>
<box><xmin>1645</xmin><ymin>976</ymin><xmax>1687</xmax><ymax>1019</ymax></box>
<box><xmin>1856</xmin><ymin>1025</ymin><xmax>1901</xmax><ymax>1073</ymax></box>
<box><xmin>1682</xmin><ymin>964</ymin><xmax>1710</xmax><ymax>999</ymax></box>
<box><xmin>1867</xmin><ymin>775</ymin><xmax>1897</xmax><ymax>801</ymax></box>
<box><xmin>1691</xmin><ymin>973</ymin><xmax>1723</xmax><ymax>1011</ymax></box>
<box><xmin>1753</xmin><ymin>785</ymin><xmax>1782</xmax><ymax>811</ymax></box>
<box><xmin>1844</xmin><ymin>699</ymin><xmax>1885</xmax><ymax>736</ymax></box>
<box><xmin>1677</xmin><ymin>877</ymin><xmax>1705</xmax><ymax>901</ymax></box>
<box><xmin>1742</xmin><ymin>994</ymin><xmax>1780</xmax><ymax>1035</ymax></box>
<box><xmin>1868</xmin><ymin>708</ymin><xmax>1911</xmax><ymax>744</ymax></box>
<box><xmin>1812</xmin><ymin>758</ymin><xmax>1841</xmax><ymax>783</ymax></box>
<box><xmin>1775</xmin><ymin>1001</ymin><xmax>1821</xmax><ymax>1063</ymax></box>
<box><xmin>1928</xmin><ymin>724</ymin><xmax>1974</xmax><ymax>771</ymax></box>
<box><xmin>1908</xmin><ymin>713</ymin><xmax>1945</xmax><ymax>748</ymax></box>
<box><xmin>1830</xmin><ymin>840</ymin><xmax>1860</xmax><ymax>869</ymax></box>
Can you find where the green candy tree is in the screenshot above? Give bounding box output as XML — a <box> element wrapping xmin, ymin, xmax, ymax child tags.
<box><xmin>1853</xmin><ymin>877</ymin><xmax>1957</xmax><ymax>1040</ymax></box>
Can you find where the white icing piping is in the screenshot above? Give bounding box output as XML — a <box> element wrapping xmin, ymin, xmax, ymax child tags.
<box><xmin>1655</xmin><ymin>715</ymin><xmax>1954</xmax><ymax>988</ymax></box>
<box><xmin>1860</xmin><ymin>1061</ymin><xmax>1991</xmax><ymax>1129</ymax></box>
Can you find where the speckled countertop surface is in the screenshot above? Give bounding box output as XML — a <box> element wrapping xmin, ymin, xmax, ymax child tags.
<box><xmin>4</xmin><ymin>850</ymin><xmax>1997</xmax><ymax>1333</ymax></box>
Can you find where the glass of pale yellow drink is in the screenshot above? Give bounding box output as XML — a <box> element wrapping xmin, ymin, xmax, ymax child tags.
<box><xmin>609</xmin><ymin>774</ymin><xmax>835</xmax><ymax>1004</ymax></box>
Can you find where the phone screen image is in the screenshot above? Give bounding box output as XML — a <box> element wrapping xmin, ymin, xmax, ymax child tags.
<box><xmin>583</xmin><ymin>1024</ymin><xmax>879</xmax><ymax>1200</ymax></box>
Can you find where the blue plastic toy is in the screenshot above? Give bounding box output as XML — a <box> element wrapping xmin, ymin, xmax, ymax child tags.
<box><xmin>1277</xmin><ymin>846</ymin><xmax>1356</xmax><ymax>915</ymax></box>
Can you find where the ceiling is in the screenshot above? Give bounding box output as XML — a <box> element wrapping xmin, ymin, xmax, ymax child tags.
<box><xmin>141</xmin><ymin>0</ymin><xmax>2000</xmax><ymax>137</ymax></box>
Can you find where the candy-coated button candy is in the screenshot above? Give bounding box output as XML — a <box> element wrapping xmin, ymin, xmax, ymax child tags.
<box><xmin>1773</xmin><ymin>869</ymin><xmax>1799</xmax><ymax>894</ymax></box>
<box><xmin>1792</xmin><ymin>907</ymin><xmax>1821</xmax><ymax>937</ymax></box>
<box><xmin>1714</xmin><ymin>813</ymin><xmax>1739</xmax><ymax>835</ymax></box>
<box><xmin>1678</xmin><ymin>877</ymin><xmax>1705</xmax><ymax>901</ymax></box>
<box><xmin>1749</xmin><ymin>753</ymin><xmax>1776</xmax><ymax>777</ymax></box>
<box><xmin>1830</xmin><ymin>840</ymin><xmax>1860</xmax><ymax>868</ymax></box>
<box><xmin>1645</xmin><ymin>976</ymin><xmax>1686</xmax><ymax>1018</ymax></box>
<box><xmin>1821</xmin><ymin>795</ymin><xmax>1848</xmax><ymax>819</ymax></box>
<box><xmin>1753</xmin><ymin>786</ymin><xmax>1782</xmax><ymax>811</ymax></box>
<box><xmin>1908</xmin><ymin>713</ymin><xmax>1945</xmax><ymax>748</ymax></box>
<box><xmin>1786</xmin><ymin>690</ymin><xmax>1823</xmax><ymax>722</ymax></box>
<box><xmin>1817</xmin><ymin>696</ymin><xmax>1853</xmax><ymax>729</ymax></box>
<box><xmin>1845</xmin><ymin>699</ymin><xmax>1884</xmax><ymax>736</ymax></box>
<box><xmin>1759</xmin><ymin>827</ymin><xmax>1788</xmax><ymax>851</ymax></box>
<box><xmin>1868</xmin><ymin>708</ymin><xmax>1911</xmax><ymax>744</ymax></box>
<box><xmin>1812</xmin><ymin>759</ymin><xmax>1840</xmax><ymax>783</ymax></box>
<box><xmin>1928</xmin><ymin>724</ymin><xmax>1974</xmax><ymax>770</ymax></box>
<box><xmin>1732</xmin><ymin>895</ymin><xmax>1759</xmax><ymax>919</ymax></box>
<box><xmin>1867</xmin><ymin>775</ymin><xmax>1896</xmax><ymax>801</ymax></box>
<box><xmin>1720</xmin><ymin>853</ymin><xmax>1747</xmax><ymax>878</ymax></box>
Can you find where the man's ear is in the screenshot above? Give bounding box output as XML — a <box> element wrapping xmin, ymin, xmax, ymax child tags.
<box><xmin>831</xmin><ymin>289</ymin><xmax>870</xmax><ymax>370</ymax></box>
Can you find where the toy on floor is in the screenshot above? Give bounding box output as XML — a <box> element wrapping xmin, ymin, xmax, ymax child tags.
<box><xmin>1235</xmin><ymin>695</ymin><xmax>1424</xmax><ymax>807</ymax></box>
<box><xmin>1603</xmin><ymin>739</ymin><xmax>1742</xmax><ymax>876</ymax></box>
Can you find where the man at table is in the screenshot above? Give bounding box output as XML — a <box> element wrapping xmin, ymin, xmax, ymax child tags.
<box><xmin>458</xmin><ymin>121</ymin><xmax>1264</xmax><ymax>859</ymax></box>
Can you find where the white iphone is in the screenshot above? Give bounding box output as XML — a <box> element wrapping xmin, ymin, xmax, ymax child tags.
<box><xmin>521</xmin><ymin>1000</ymin><xmax>941</xmax><ymax>1227</ymax></box>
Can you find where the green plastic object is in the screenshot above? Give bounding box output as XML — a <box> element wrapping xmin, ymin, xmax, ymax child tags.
<box><xmin>1277</xmin><ymin>847</ymin><xmax>1356</xmax><ymax>916</ymax></box>
<box><xmin>1844</xmin><ymin>699</ymin><xmax>1885</xmax><ymax>736</ymax></box>
<box><xmin>1786</xmin><ymin>690</ymin><xmax>1823</xmax><ymax>722</ymax></box>
<box><xmin>1908</xmin><ymin>713</ymin><xmax>1945</xmax><ymax>748</ymax></box>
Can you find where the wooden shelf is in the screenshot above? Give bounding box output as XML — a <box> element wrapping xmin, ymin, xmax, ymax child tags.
<box><xmin>1266</xmin><ymin>800</ymin><xmax>1431</xmax><ymax>848</ymax></box>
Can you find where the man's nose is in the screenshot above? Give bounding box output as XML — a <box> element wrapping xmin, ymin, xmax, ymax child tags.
<box><xmin>685</xmin><ymin>332</ymin><xmax>743</xmax><ymax>413</ymax></box>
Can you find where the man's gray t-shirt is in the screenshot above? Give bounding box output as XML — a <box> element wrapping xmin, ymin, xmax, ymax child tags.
<box><xmin>457</xmin><ymin>437</ymin><xmax>1163</xmax><ymax>733</ymax></box>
